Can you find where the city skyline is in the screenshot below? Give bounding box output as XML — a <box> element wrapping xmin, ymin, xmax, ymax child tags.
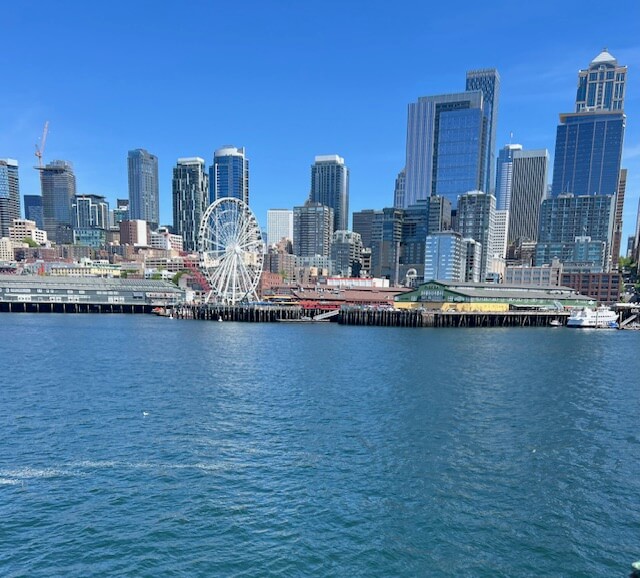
<box><xmin>1</xmin><ymin>1</ymin><xmax>640</xmax><ymax>240</ymax></box>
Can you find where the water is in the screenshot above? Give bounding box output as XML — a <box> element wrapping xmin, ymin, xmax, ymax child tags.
<box><xmin>1</xmin><ymin>314</ymin><xmax>639</xmax><ymax>577</ymax></box>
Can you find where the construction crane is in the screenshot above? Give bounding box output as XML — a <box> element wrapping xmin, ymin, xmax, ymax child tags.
<box><xmin>34</xmin><ymin>121</ymin><xmax>49</xmax><ymax>169</ymax></box>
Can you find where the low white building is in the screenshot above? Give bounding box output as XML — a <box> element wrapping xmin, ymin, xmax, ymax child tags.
<box><xmin>9</xmin><ymin>219</ymin><xmax>48</xmax><ymax>245</ymax></box>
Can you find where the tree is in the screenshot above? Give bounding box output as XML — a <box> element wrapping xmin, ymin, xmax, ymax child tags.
<box><xmin>22</xmin><ymin>237</ymin><xmax>39</xmax><ymax>248</ymax></box>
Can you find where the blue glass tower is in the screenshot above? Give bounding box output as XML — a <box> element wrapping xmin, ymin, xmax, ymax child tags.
<box><xmin>209</xmin><ymin>146</ymin><xmax>249</xmax><ymax>205</ymax></box>
<box><xmin>23</xmin><ymin>194</ymin><xmax>44</xmax><ymax>230</ymax></box>
<box><xmin>404</xmin><ymin>91</ymin><xmax>489</xmax><ymax>210</ymax></box>
<box><xmin>0</xmin><ymin>159</ymin><xmax>20</xmax><ymax>238</ymax></box>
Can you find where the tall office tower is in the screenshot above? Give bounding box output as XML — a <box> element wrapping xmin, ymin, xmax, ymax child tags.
<box><xmin>424</xmin><ymin>231</ymin><xmax>465</xmax><ymax>282</ymax></box>
<box><xmin>497</xmin><ymin>147</ymin><xmax>549</xmax><ymax>246</ymax></box>
<box><xmin>352</xmin><ymin>209</ymin><xmax>380</xmax><ymax>249</ymax></box>
<box><xmin>309</xmin><ymin>155</ymin><xmax>349</xmax><ymax>232</ymax></box>
<box><xmin>495</xmin><ymin>144</ymin><xmax>522</xmax><ymax>210</ymax></box>
<box><xmin>466</xmin><ymin>69</ymin><xmax>500</xmax><ymax>194</ymax></box>
<box><xmin>111</xmin><ymin>198</ymin><xmax>130</xmax><ymax>229</ymax></box>
<box><xmin>457</xmin><ymin>191</ymin><xmax>496</xmax><ymax>280</ymax></box>
<box><xmin>209</xmin><ymin>146</ymin><xmax>249</xmax><ymax>205</ymax></box>
<box><xmin>371</xmin><ymin>207</ymin><xmax>404</xmax><ymax>281</ymax></box>
<box><xmin>267</xmin><ymin>209</ymin><xmax>294</xmax><ymax>246</ymax></box>
<box><xmin>611</xmin><ymin>168</ymin><xmax>627</xmax><ymax>266</ymax></box>
<box><xmin>0</xmin><ymin>159</ymin><xmax>20</xmax><ymax>238</ymax></box>
<box><xmin>128</xmin><ymin>149</ymin><xmax>159</xmax><ymax>229</ymax></box>
<box><xmin>463</xmin><ymin>238</ymin><xmax>483</xmax><ymax>283</ymax></box>
<box><xmin>23</xmin><ymin>195</ymin><xmax>44</xmax><ymax>230</ymax></box>
<box><xmin>40</xmin><ymin>160</ymin><xmax>77</xmax><ymax>244</ymax></box>
<box><xmin>393</xmin><ymin>168</ymin><xmax>406</xmax><ymax>209</ymax></box>
<box><xmin>576</xmin><ymin>49</ymin><xmax>626</xmax><ymax>112</ymax></box>
<box><xmin>172</xmin><ymin>157</ymin><xmax>209</xmax><ymax>252</ymax></box>
<box><xmin>536</xmin><ymin>194</ymin><xmax>615</xmax><ymax>270</ymax></box>
<box><xmin>72</xmin><ymin>194</ymin><xmax>109</xmax><ymax>247</ymax></box>
<box><xmin>404</xmin><ymin>91</ymin><xmax>489</xmax><ymax>209</ymax></box>
<box><xmin>293</xmin><ymin>202</ymin><xmax>333</xmax><ymax>258</ymax></box>
<box><xmin>331</xmin><ymin>230</ymin><xmax>363</xmax><ymax>277</ymax></box>
<box><xmin>492</xmin><ymin>210</ymin><xmax>509</xmax><ymax>260</ymax></box>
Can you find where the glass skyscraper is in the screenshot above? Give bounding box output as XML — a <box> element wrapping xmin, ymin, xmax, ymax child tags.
<box><xmin>309</xmin><ymin>155</ymin><xmax>349</xmax><ymax>232</ymax></box>
<box><xmin>128</xmin><ymin>149</ymin><xmax>159</xmax><ymax>229</ymax></box>
<box><xmin>23</xmin><ymin>194</ymin><xmax>44</xmax><ymax>230</ymax></box>
<box><xmin>72</xmin><ymin>194</ymin><xmax>109</xmax><ymax>247</ymax></box>
<box><xmin>0</xmin><ymin>159</ymin><xmax>20</xmax><ymax>238</ymax></box>
<box><xmin>466</xmin><ymin>69</ymin><xmax>500</xmax><ymax>194</ymax></box>
<box><xmin>172</xmin><ymin>157</ymin><xmax>209</xmax><ymax>252</ymax></box>
<box><xmin>40</xmin><ymin>160</ymin><xmax>77</xmax><ymax>244</ymax></box>
<box><xmin>209</xmin><ymin>146</ymin><xmax>249</xmax><ymax>206</ymax></box>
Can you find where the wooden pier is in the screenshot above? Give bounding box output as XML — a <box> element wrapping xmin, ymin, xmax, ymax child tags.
<box><xmin>0</xmin><ymin>301</ymin><xmax>151</xmax><ymax>314</ymax></box>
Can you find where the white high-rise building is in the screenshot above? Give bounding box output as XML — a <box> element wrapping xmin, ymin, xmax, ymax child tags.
<box><xmin>267</xmin><ymin>209</ymin><xmax>293</xmax><ymax>247</ymax></box>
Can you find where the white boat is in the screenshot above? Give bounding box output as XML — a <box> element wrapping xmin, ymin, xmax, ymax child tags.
<box><xmin>567</xmin><ymin>306</ymin><xmax>619</xmax><ymax>329</ymax></box>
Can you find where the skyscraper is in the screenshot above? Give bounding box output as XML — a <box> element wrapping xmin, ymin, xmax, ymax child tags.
<box><xmin>495</xmin><ymin>145</ymin><xmax>549</xmax><ymax>246</ymax></box>
<box><xmin>293</xmin><ymin>202</ymin><xmax>333</xmax><ymax>258</ymax></box>
<box><xmin>404</xmin><ymin>91</ymin><xmax>489</xmax><ymax>209</ymax></box>
<box><xmin>457</xmin><ymin>191</ymin><xmax>496</xmax><ymax>280</ymax></box>
<box><xmin>128</xmin><ymin>149</ymin><xmax>159</xmax><ymax>229</ymax></box>
<box><xmin>393</xmin><ymin>168</ymin><xmax>406</xmax><ymax>209</ymax></box>
<box><xmin>267</xmin><ymin>209</ymin><xmax>293</xmax><ymax>246</ymax></box>
<box><xmin>466</xmin><ymin>69</ymin><xmax>500</xmax><ymax>194</ymax></box>
<box><xmin>40</xmin><ymin>160</ymin><xmax>77</xmax><ymax>244</ymax></box>
<box><xmin>575</xmin><ymin>49</ymin><xmax>626</xmax><ymax>113</ymax></box>
<box><xmin>172</xmin><ymin>157</ymin><xmax>209</xmax><ymax>252</ymax></box>
<box><xmin>23</xmin><ymin>195</ymin><xmax>44</xmax><ymax>230</ymax></box>
<box><xmin>209</xmin><ymin>146</ymin><xmax>249</xmax><ymax>205</ymax></box>
<box><xmin>309</xmin><ymin>155</ymin><xmax>349</xmax><ymax>232</ymax></box>
<box><xmin>0</xmin><ymin>159</ymin><xmax>20</xmax><ymax>238</ymax></box>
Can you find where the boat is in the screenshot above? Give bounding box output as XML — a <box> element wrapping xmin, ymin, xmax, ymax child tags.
<box><xmin>549</xmin><ymin>319</ymin><xmax>563</xmax><ymax>327</ymax></box>
<box><xmin>566</xmin><ymin>306</ymin><xmax>619</xmax><ymax>329</ymax></box>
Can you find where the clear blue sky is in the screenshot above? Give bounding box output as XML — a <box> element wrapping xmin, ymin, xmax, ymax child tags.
<box><xmin>1</xmin><ymin>0</ymin><xmax>640</xmax><ymax>239</ymax></box>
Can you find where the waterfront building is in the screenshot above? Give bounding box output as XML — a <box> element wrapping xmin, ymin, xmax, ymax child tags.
<box><xmin>575</xmin><ymin>49</ymin><xmax>626</xmax><ymax>113</ymax></box>
<box><xmin>393</xmin><ymin>168</ymin><xmax>406</xmax><ymax>209</ymax></box>
<box><xmin>0</xmin><ymin>159</ymin><xmax>20</xmax><ymax>238</ymax></box>
<box><xmin>267</xmin><ymin>209</ymin><xmax>294</xmax><ymax>247</ymax></box>
<box><xmin>40</xmin><ymin>160</ymin><xmax>77</xmax><ymax>244</ymax></box>
<box><xmin>309</xmin><ymin>155</ymin><xmax>349</xmax><ymax>232</ymax></box>
<box><xmin>24</xmin><ymin>194</ymin><xmax>44</xmax><ymax>230</ymax></box>
<box><xmin>536</xmin><ymin>193</ymin><xmax>615</xmax><ymax>270</ymax></box>
<box><xmin>395</xmin><ymin>279</ymin><xmax>594</xmax><ymax>310</ymax></box>
<box><xmin>505</xmin><ymin>259</ymin><xmax>563</xmax><ymax>287</ymax></box>
<box><xmin>371</xmin><ymin>207</ymin><xmax>403</xmax><ymax>281</ymax></box>
<box><xmin>424</xmin><ymin>231</ymin><xmax>465</xmax><ymax>282</ymax></box>
<box><xmin>9</xmin><ymin>218</ymin><xmax>48</xmax><ymax>246</ymax></box>
<box><xmin>404</xmin><ymin>91</ymin><xmax>489</xmax><ymax>209</ymax></box>
<box><xmin>209</xmin><ymin>146</ymin><xmax>249</xmax><ymax>205</ymax></box>
<box><xmin>560</xmin><ymin>271</ymin><xmax>621</xmax><ymax>304</ymax></box>
<box><xmin>128</xmin><ymin>149</ymin><xmax>159</xmax><ymax>229</ymax></box>
<box><xmin>72</xmin><ymin>194</ymin><xmax>109</xmax><ymax>248</ymax></box>
<box><xmin>457</xmin><ymin>191</ymin><xmax>496</xmax><ymax>280</ymax></box>
<box><xmin>172</xmin><ymin>157</ymin><xmax>209</xmax><ymax>252</ymax></box>
<box><xmin>331</xmin><ymin>230</ymin><xmax>363</xmax><ymax>277</ymax></box>
<box><xmin>466</xmin><ymin>69</ymin><xmax>500</xmax><ymax>194</ymax></box>
<box><xmin>293</xmin><ymin>202</ymin><xmax>333</xmax><ymax>258</ymax></box>
<box><xmin>352</xmin><ymin>209</ymin><xmax>380</xmax><ymax>249</ymax></box>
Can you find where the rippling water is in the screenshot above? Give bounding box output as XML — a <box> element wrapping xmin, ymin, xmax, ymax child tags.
<box><xmin>1</xmin><ymin>314</ymin><xmax>640</xmax><ymax>576</ymax></box>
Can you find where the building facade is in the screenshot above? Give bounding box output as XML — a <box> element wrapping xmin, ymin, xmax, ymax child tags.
<box><xmin>371</xmin><ymin>207</ymin><xmax>403</xmax><ymax>281</ymax></box>
<box><xmin>72</xmin><ymin>194</ymin><xmax>109</xmax><ymax>247</ymax></box>
<box><xmin>24</xmin><ymin>194</ymin><xmax>44</xmax><ymax>230</ymax></box>
<box><xmin>209</xmin><ymin>146</ymin><xmax>249</xmax><ymax>206</ymax></box>
<box><xmin>40</xmin><ymin>160</ymin><xmax>77</xmax><ymax>244</ymax></box>
<box><xmin>457</xmin><ymin>191</ymin><xmax>496</xmax><ymax>280</ymax></box>
<box><xmin>172</xmin><ymin>157</ymin><xmax>209</xmax><ymax>252</ymax></box>
<box><xmin>424</xmin><ymin>231</ymin><xmax>465</xmax><ymax>282</ymax></box>
<box><xmin>9</xmin><ymin>219</ymin><xmax>48</xmax><ymax>245</ymax></box>
<box><xmin>393</xmin><ymin>168</ymin><xmax>406</xmax><ymax>209</ymax></box>
<box><xmin>0</xmin><ymin>159</ymin><xmax>20</xmax><ymax>238</ymax></box>
<box><xmin>293</xmin><ymin>202</ymin><xmax>333</xmax><ymax>258</ymax></box>
<box><xmin>267</xmin><ymin>209</ymin><xmax>294</xmax><ymax>247</ymax></box>
<box><xmin>331</xmin><ymin>230</ymin><xmax>363</xmax><ymax>277</ymax></box>
<box><xmin>575</xmin><ymin>49</ymin><xmax>626</xmax><ymax>113</ymax></box>
<box><xmin>128</xmin><ymin>149</ymin><xmax>159</xmax><ymax>229</ymax></box>
<box><xmin>309</xmin><ymin>155</ymin><xmax>349</xmax><ymax>232</ymax></box>
<box><xmin>352</xmin><ymin>209</ymin><xmax>380</xmax><ymax>249</ymax></box>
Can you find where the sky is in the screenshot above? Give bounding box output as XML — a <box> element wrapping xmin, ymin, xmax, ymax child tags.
<box><xmin>2</xmin><ymin>0</ymin><xmax>640</xmax><ymax>241</ymax></box>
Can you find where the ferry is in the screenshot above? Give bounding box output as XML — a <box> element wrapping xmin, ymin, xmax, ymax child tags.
<box><xmin>566</xmin><ymin>306</ymin><xmax>619</xmax><ymax>329</ymax></box>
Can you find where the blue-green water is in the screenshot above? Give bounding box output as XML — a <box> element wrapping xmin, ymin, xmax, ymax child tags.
<box><xmin>1</xmin><ymin>314</ymin><xmax>640</xmax><ymax>577</ymax></box>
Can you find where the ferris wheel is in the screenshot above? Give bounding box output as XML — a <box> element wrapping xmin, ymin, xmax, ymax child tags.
<box><xmin>197</xmin><ymin>197</ymin><xmax>264</xmax><ymax>304</ymax></box>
